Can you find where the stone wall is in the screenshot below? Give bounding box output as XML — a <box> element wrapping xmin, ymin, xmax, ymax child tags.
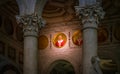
<box><xmin>38</xmin><ymin>20</ymin><xmax>83</xmax><ymax>74</ymax></box>
<box><xmin>0</xmin><ymin>15</ymin><xmax>23</xmax><ymax>73</ymax></box>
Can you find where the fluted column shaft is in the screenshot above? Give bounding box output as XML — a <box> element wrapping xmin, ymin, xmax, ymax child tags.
<box><xmin>75</xmin><ymin>3</ymin><xmax>105</xmax><ymax>74</ymax></box>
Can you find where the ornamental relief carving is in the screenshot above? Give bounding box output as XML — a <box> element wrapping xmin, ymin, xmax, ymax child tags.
<box><xmin>16</xmin><ymin>14</ymin><xmax>45</xmax><ymax>32</ymax></box>
<box><xmin>75</xmin><ymin>3</ymin><xmax>105</xmax><ymax>24</ymax></box>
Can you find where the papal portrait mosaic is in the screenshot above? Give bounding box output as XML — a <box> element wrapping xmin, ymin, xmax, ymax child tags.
<box><xmin>53</xmin><ymin>33</ymin><xmax>67</xmax><ymax>48</ymax></box>
<box><xmin>72</xmin><ymin>30</ymin><xmax>83</xmax><ymax>46</ymax></box>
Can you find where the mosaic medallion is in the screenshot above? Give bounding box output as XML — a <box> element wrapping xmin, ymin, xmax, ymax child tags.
<box><xmin>38</xmin><ymin>35</ymin><xmax>49</xmax><ymax>49</ymax></box>
<box><xmin>98</xmin><ymin>26</ymin><xmax>109</xmax><ymax>43</ymax></box>
<box><xmin>72</xmin><ymin>30</ymin><xmax>83</xmax><ymax>46</ymax></box>
<box><xmin>53</xmin><ymin>33</ymin><xmax>67</xmax><ymax>48</ymax></box>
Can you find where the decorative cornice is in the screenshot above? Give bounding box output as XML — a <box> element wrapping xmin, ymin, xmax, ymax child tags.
<box><xmin>16</xmin><ymin>13</ymin><xmax>46</xmax><ymax>33</ymax></box>
<box><xmin>75</xmin><ymin>3</ymin><xmax>105</xmax><ymax>25</ymax></box>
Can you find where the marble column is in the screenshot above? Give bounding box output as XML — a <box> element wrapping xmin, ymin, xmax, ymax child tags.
<box><xmin>16</xmin><ymin>14</ymin><xmax>45</xmax><ymax>74</ymax></box>
<box><xmin>75</xmin><ymin>3</ymin><xmax>105</xmax><ymax>74</ymax></box>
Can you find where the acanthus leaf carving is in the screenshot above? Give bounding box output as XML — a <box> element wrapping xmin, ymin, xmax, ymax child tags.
<box><xmin>75</xmin><ymin>2</ymin><xmax>105</xmax><ymax>24</ymax></box>
<box><xmin>16</xmin><ymin>13</ymin><xmax>46</xmax><ymax>33</ymax></box>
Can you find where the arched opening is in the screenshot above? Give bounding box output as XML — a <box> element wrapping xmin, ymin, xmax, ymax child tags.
<box><xmin>48</xmin><ymin>60</ymin><xmax>75</xmax><ymax>74</ymax></box>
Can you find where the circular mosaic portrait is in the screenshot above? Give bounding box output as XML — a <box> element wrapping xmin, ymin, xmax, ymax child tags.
<box><xmin>114</xmin><ymin>24</ymin><xmax>120</xmax><ymax>41</ymax></box>
<box><xmin>53</xmin><ymin>33</ymin><xmax>67</xmax><ymax>48</ymax></box>
<box><xmin>72</xmin><ymin>30</ymin><xmax>83</xmax><ymax>46</ymax></box>
<box><xmin>98</xmin><ymin>26</ymin><xmax>109</xmax><ymax>43</ymax></box>
<box><xmin>38</xmin><ymin>35</ymin><xmax>49</xmax><ymax>50</ymax></box>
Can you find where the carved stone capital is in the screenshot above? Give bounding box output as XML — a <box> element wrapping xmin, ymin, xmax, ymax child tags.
<box><xmin>16</xmin><ymin>13</ymin><xmax>46</xmax><ymax>36</ymax></box>
<box><xmin>75</xmin><ymin>3</ymin><xmax>105</xmax><ymax>25</ymax></box>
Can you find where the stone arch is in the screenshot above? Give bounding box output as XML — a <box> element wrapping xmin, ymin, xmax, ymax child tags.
<box><xmin>47</xmin><ymin>59</ymin><xmax>75</xmax><ymax>74</ymax></box>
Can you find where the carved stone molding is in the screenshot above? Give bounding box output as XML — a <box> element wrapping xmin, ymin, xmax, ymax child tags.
<box><xmin>16</xmin><ymin>13</ymin><xmax>45</xmax><ymax>35</ymax></box>
<box><xmin>75</xmin><ymin>3</ymin><xmax>105</xmax><ymax>25</ymax></box>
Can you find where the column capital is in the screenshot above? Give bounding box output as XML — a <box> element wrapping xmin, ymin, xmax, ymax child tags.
<box><xmin>75</xmin><ymin>3</ymin><xmax>105</xmax><ymax>25</ymax></box>
<box><xmin>16</xmin><ymin>13</ymin><xmax>46</xmax><ymax>37</ymax></box>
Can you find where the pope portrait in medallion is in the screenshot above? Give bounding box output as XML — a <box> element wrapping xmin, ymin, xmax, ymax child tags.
<box><xmin>53</xmin><ymin>33</ymin><xmax>67</xmax><ymax>48</ymax></box>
